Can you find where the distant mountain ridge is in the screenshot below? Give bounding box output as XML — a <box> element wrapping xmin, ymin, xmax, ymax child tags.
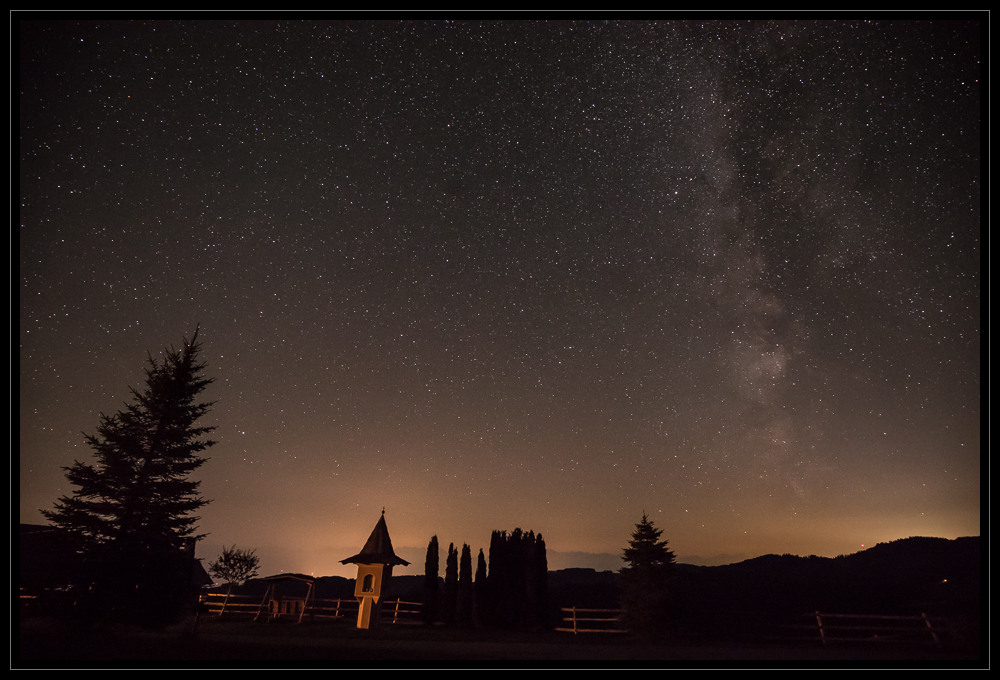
<box><xmin>548</xmin><ymin>535</ymin><xmax>982</xmax><ymax>573</ymax></box>
<box><xmin>719</xmin><ymin>535</ymin><xmax>980</xmax><ymax>568</ymax></box>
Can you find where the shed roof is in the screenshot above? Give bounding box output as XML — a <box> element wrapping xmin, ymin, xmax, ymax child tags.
<box><xmin>340</xmin><ymin>512</ymin><xmax>410</xmax><ymax>567</ymax></box>
<box><xmin>261</xmin><ymin>573</ymin><xmax>316</xmax><ymax>584</ymax></box>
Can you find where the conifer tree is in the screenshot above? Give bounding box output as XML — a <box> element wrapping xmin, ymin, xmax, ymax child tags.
<box><xmin>525</xmin><ymin>531</ymin><xmax>549</xmax><ymax>628</ymax></box>
<box><xmin>486</xmin><ymin>528</ymin><xmax>548</xmax><ymax>629</ymax></box>
<box><xmin>42</xmin><ymin>328</ymin><xmax>215</xmax><ymax>624</ymax></box>
<box><xmin>485</xmin><ymin>530</ymin><xmax>504</xmax><ymax>626</ymax></box>
<box><xmin>473</xmin><ymin>548</ymin><xmax>488</xmax><ymax>628</ymax></box>
<box><xmin>442</xmin><ymin>542</ymin><xmax>459</xmax><ymax>625</ymax></box>
<box><xmin>456</xmin><ymin>543</ymin><xmax>474</xmax><ymax>627</ymax></box>
<box><xmin>619</xmin><ymin>512</ymin><xmax>677</xmax><ymax>636</ymax></box>
<box><xmin>423</xmin><ymin>535</ymin><xmax>440</xmax><ymax>625</ymax></box>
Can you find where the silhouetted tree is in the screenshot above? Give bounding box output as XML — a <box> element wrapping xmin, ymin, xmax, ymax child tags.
<box><xmin>474</xmin><ymin>548</ymin><xmax>488</xmax><ymax>628</ymax></box>
<box><xmin>486</xmin><ymin>528</ymin><xmax>549</xmax><ymax>629</ymax></box>
<box><xmin>485</xmin><ymin>530</ymin><xmax>504</xmax><ymax>627</ymax></box>
<box><xmin>422</xmin><ymin>535</ymin><xmax>440</xmax><ymax>625</ymax></box>
<box><xmin>526</xmin><ymin>531</ymin><xmax>549</xmax><ymax>628</ymax></box>
<box><xmin>442</xmin><ymin>542</ymin><xmax>458</xmax><ymax>625</ymax></box>
<box><xmin>209</xmin><ymin>545</ymin><xmax>259</xmax><ymax>614</ymax></box>
<box><xmin>42</xmin><ymin>328</ymin><xmax>215</xmax><ymax>625</ymax></box>
<box><xmin>456</xmin><ymin>543</ymin><xmax>474</xmax><ymax>627</ymax></box>
<box><xmin>619</xmin><ymin>513</ymin><xmax>677</xmax><ymax>636</ymax></box>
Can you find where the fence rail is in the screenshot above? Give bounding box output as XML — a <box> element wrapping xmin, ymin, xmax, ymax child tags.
<box><xmin>386</xmin><ymin>598</ymin><xmax>423</xmax><ymax>625</ymax></box>
<box><xmin>199</xmin><ymin>593</ymin><xmax>421</xmax><ymax>625</ymax></box>
<box><xmin>551</xmin><ymin>607</ymin><xmax>952</xmax><ymax>644</ymax></box>
<box><xmin>796</xmin><ymin>611</ymin><xmax>947</xmax><ymax>646</ymax></box>
<box><xmin>554</xmin><ymin>607</ymin><xmax>627</xmax><ymax>635</ymax></box>
<box><xmin>198</xmin><ymin>593</ymin><xmax>959</xmax><ymax>647</ymax></box>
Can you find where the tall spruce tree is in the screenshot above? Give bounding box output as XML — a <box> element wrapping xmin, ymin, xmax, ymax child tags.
<box><xmin>619</xmin><ymin>513</ymin><xmax>677</xmax><ymax>636</ymax></box>
<box><xmin>42</xmin><ymin>328</ymin><xmax>216</xmax><ymax>624</ymax></box>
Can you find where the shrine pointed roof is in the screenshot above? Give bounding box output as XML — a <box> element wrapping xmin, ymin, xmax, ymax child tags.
<box><xmin>340</xmin><ymin>512</ymin><xmax>410</xmax><ymax>567</ymax></box>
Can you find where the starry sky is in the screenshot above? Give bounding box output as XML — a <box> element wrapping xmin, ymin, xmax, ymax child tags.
<box><xmin>18</xmin><ymin>16</ymin><xmax>982</xmax><ymax>579</ymax></box>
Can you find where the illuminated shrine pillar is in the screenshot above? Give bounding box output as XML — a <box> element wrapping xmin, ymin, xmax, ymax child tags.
<box><xmin>341</xmin><ymin>511</ymin><xmax>410</xmax><ymax>630</ymax></box>
<box><xmin>352</xmin><ymin>563</ymin><xmax>392</xmax><ymax>629</ymax></box>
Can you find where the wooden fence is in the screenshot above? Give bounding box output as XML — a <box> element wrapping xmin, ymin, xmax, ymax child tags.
<box><xmin>554</xmin><ymin>607</ymin><xmax>627</xmax><ymax>635</ymax></box>
<box><xmin>197</xmin><ymin>594</ymin><xmax>956</xmax><ymax>647</ymax></box>
<box><xmin>795</xmin><ymin>611</ymin><xmax>948</xmax><ymax>646</ymax></box>
<box><xmin>384</xmin><ymin>597</ymin><xmax>422</xmax><ymax>625</ymax></box>
<box><xmin>552</xmin><ymin>607</ymin><xmax>953</xmax><ymax>645</ymax></box>
<box><xmin>199</xmin><ymin>593</ymin><xmax>422</xmax><ymax>625</ymax></box>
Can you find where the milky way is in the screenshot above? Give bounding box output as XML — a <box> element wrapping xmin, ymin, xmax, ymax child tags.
<box><xmin>19</xmin><ymin>17</ymin><xmax>981</xmax><ymax>576</ymax></box>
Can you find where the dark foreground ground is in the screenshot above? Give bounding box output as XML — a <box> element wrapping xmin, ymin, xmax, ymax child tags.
<box><xmin>16</xmin><ymin>615</ymin><xmax>984</xmax><ymax>668</ymax></box>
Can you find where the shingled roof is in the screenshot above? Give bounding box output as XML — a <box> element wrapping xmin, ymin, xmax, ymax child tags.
<box><xmin>340</xmin><ymin>512</ymin><xmax>410</xmax><ymax>567</ymax></box>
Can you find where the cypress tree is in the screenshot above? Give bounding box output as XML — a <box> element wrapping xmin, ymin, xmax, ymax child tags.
<box><xmin>525</xmin><ymin>531</ymin><xmax>549</xmax><ymax>629</ymax></box>
<box><xmin>456</xmin><ymin>543</ymin><xmax>473</xmax><ymax>627</ymax></box>
<box><xmin>473</xmin><ymin>548</ymin><xmax>487</xmax><ymax>628</ymax></box>
<box><xmin>485</xmin><ymin>528</ymin><xmax>549</xmax><ymax>630</ymax></box>
<box><xmin>508</xmin><ymin>528</ymin><xmax>527</xmax><ymax>627</ymax></box>
<box><xmin>423</xmin><ymin>535</ymin><xmax>439</xmax><ymax>625</ymax></box>
<box><xmin>486</xmin><ymin>530</ymin><xmax>504</xmax><ymax>627</ymax></box>
<box><xmin>442</xmin><ymin>542</ymin><xmax>458</xmax><ymax>625</ymax></box>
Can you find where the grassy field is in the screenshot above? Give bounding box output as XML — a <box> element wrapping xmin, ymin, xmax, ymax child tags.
<box><xmin>16</xmin><ymin>613</ymin><xmax>983</xmax><ymax>667</ymax></box>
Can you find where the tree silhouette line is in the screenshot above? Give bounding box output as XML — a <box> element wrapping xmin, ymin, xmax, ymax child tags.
<box><xmin>423</xmin><ymin>528</ymin><xmax>549</xmax><ymax>630</ymax></box>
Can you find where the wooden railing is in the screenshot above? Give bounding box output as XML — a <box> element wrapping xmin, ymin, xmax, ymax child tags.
<box><xmin>554</xmin><ymin>607</ymin><xmax>627</xmax><ymax>635</ymax></box>
<box><xmin>199</xmin><ymin>593</ymin><xmax>421</xmax><ymax>624</ymax></box>
<box><xmin>386</xmin><ymin>598</ymin><xmax>422</xmax><ymax>624</ymax></box>
<box><xmin>201</xmin><ymin>592</ymin><xmax>258</xmax><ymax>616</ymax></box>
<box><xmin>802</xmin><ymin>611</ymin><xmax>947</xmax><ymax>646</ymax></box>
<box><xmin>552</xmin><ymin>606</ymin><xmax>953</xmax><ymax>645</ymax></box>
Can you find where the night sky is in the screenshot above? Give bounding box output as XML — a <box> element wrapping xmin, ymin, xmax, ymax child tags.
<box><xmin>18</xmin><ymin>17</ymin><xmax>982</xmax><ymax>579</ymax></box>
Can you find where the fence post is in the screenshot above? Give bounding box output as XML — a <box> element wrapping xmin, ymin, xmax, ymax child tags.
<box><xmin>814</xmin><ymin>611</ymin><xmax>826</xmax><ymax>645</ymax></box>
<box><xmin>921</xmin><ymin>612</ymin><xmax>940</xmax><ymax>646</ymax></box>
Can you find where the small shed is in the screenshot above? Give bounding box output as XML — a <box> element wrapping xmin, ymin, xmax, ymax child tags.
<box><xmin>254</xmin><ymin>574</ymin><xmax>316</xmax><ymax>623</ymax></box>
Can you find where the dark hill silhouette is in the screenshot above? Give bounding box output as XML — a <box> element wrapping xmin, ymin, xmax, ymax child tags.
<box><xmin>667</xmin><ymin>536</ymin><xmax>981</xmax><ymax>641</ymax></box>
<box><xmin>543</xmin><ymin>536</ymin><xmax>980</xmax><ymax>641</ymax></box>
